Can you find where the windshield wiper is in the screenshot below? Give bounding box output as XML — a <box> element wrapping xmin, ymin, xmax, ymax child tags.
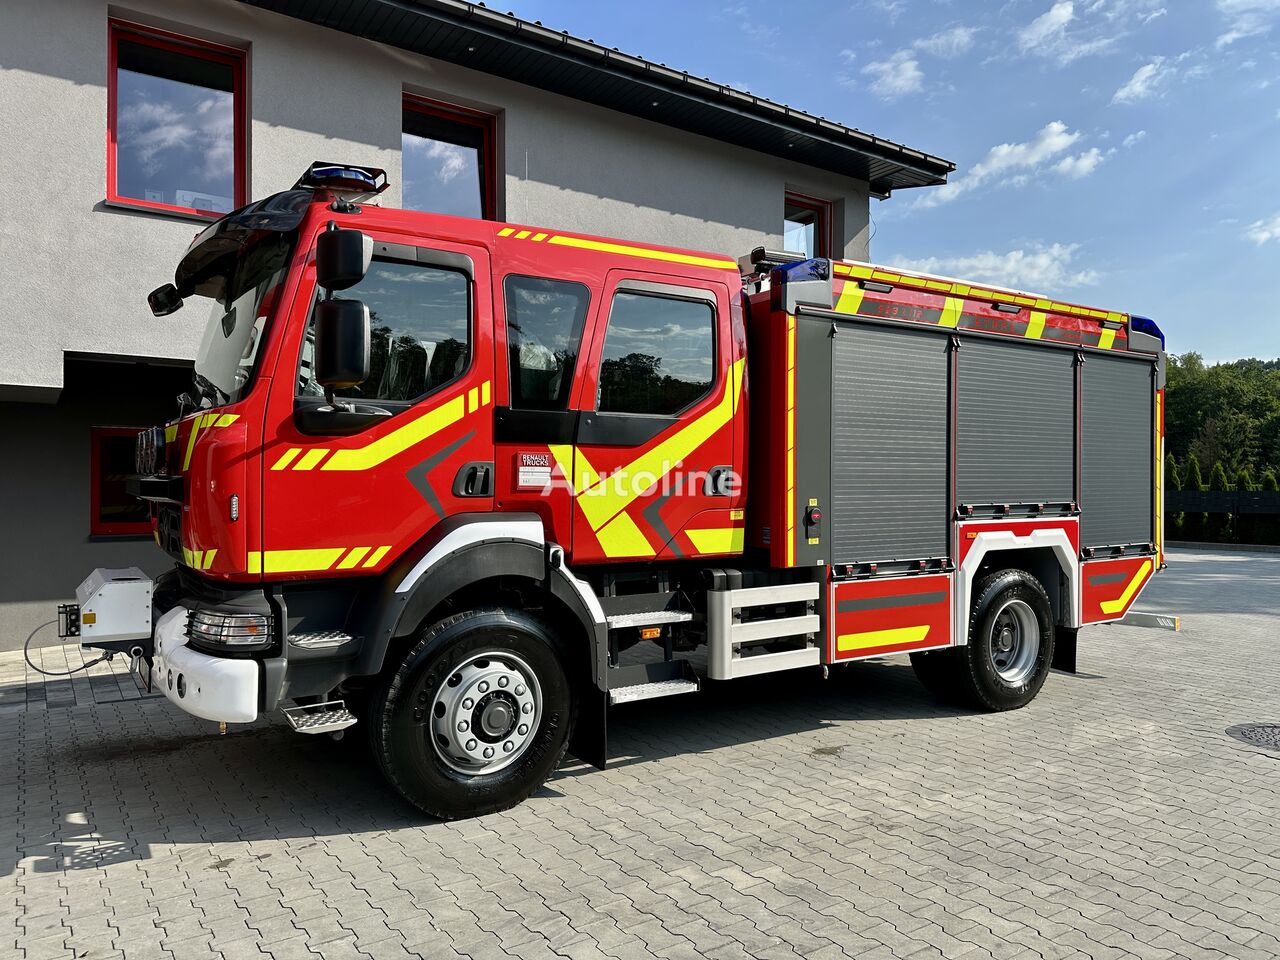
<box><xmin>192</xmin><ymin>371</ymin><xmax>230</xmax><ymax>407</ymax></box>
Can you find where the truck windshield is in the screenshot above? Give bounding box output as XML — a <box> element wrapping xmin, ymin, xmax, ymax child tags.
<box><xmin>191</xmin><ymin>233</ymin><xmax>294</xmax><ymax>407</ymax></box>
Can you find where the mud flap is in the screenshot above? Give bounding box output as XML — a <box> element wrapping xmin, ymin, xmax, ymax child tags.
<box><xmin>1052</xmin><ymin>626</ymin><xmax>1078</xmax><ymax>673</ymax></box>
<box><xmin>569</xmin><ymin>684</ymin><xmax>608</xmax><ymax>770</ymax></box>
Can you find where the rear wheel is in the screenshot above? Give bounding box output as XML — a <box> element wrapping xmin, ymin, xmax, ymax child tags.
<box><xmin>370</xmin><ymin>608</ymin><xmax>575</xmax><ymax>819</ymax></box>
<box><xmin>911</xmin><ymin>569</ymin><xmax>1055</xmax><ymax>711</ymax></box>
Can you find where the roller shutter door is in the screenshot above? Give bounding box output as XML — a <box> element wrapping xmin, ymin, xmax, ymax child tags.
<box><xmin>831</xmin><ymin>325</ymin><xmax>948</xmax><ymax>564</ymax></box>
<box><xmin>1081</xmin><ymin>355</ymin><xmax>1154</xmax><ymax>548</ymax></box>
<box><xmin>956</xmin><ymin>339</ymin><xmax>1075</xmax><ymax>505</ymax></box>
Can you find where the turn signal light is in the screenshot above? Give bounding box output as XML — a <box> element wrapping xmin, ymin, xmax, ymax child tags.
<box><xmin>188</xmin><ymin>610</ymin><xmax>273</xmax><ymax>652</ymax></box>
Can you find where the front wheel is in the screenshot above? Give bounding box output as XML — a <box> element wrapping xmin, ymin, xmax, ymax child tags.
<box><xmin>370</xmin><ymin>608</ymin><xmax>575</xmax><ymax>819</ymax></box>
<box><xmin>911</xmin><ymin>569</ymin><xmax>1055</xmax><ymax>711</ymax></box>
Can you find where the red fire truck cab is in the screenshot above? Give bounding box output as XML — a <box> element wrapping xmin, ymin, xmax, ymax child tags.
<box><xmin>68</xmin><ymin>164</ymin><xmax>1166</xmax><ymax>818</ymax></box>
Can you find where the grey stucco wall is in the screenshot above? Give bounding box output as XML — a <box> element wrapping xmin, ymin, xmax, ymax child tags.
<box><xmin>0</xmin><ymin>0</ymin><xmax>871</xmax><ymax>397</ymax></box>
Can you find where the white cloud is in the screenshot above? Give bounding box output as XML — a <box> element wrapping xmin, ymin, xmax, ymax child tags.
<box><xmin>914</xmin><ymin>25</ymin><xmax>978</xmax><ymax>58</ymax></box>
<box><xmin>1245</xmin><ymin>213</ymin><xmax>1280</xmax><ymax>244</ymax></box>
<box><xmin>862</xmin><ymin>50</ymin><xmax>925</xmax><ymax>99</ymax></box>
<box><xmin>915</xmin><ymin>120</ymin><xmax>1083</xmax><ymax>208</ymax></box>
<box><xmin>1123</xmin><ymin>129</ymin><xmax>1148</xmax><ymax>146</ymax></box>
<box><xmin>1216</xmin><ymin>0</ymin><xmax>1280</xmax><ymax>47</ymax></box>
<box><xmin>887</xmin><ymin>243</ymin><xmax>1102</xmax><ymax>291</ymax></box>
<box><xmin>1017</xmin><ymin>0</ymin><xmax>1123</xmax><ymax>62</ymax></box>
<box><xmin>1054</xmin><ymin>146</ymin><xmax>1108</xmax><ymax>177</ymax></box>
<box><xmin>1020</xmin><ymin>1</ymin><xmax>1076</xmax><ymax>52</ymax></box>
<box><xmin>1111</xmin><ymin>58</ymin><xmax>1175</xmax><ymax>103</ymax></box>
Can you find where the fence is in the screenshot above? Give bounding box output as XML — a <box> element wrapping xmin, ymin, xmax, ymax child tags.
<box><xmin>1166</xmin><ymin>490</ymin><xmax>1280</xmax><ymax>546</ymax></box>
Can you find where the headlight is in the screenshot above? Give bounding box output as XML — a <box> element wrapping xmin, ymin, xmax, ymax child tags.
<box><xmin>188</xmin><ymin>609</ymin><xmax>273</xmax><ymax>652</ymax></box>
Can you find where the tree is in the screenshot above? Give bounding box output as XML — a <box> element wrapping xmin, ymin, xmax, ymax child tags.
<box><xmin>1235</xmin><ymin>466</ymin><xmax>1257</xmax><ymax>543</ymax></box>
<box><xmin>1263</xmin><ymin>471</ymin><xmax>1280</xmax><ymax>545</ymax></box>
<box><xmin>1164</xmin><ymin>453</ymin><xmax>1182</xmax><ymax>540</ymax></box>
<box><xmin>1182</xmin><ymin>454</ymin><xmax>1205</xmax><ymax>541</ymax></box>
<box><xmin>1207</xmin><ymin>460</ymin><xmax>1232</xmax><ymax>542</ymax></box>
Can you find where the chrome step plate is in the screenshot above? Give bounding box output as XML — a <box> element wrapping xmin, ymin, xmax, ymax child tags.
<box><xmin>282</xmin><ymin>700</ymin><xmax>357</xmax><ymax>734</ymax></box>
<box><xmin>607</xmin><ymin>610</ymin><xmax>694</xmax><ymax>630</ymax></box>
<box><xmin>609</xmin><ymin>678</ymin><xmax>699</xmax><ymax>705</ymax></box>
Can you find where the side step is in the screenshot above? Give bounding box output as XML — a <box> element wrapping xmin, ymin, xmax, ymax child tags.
<box><xmin>607</xmin><ymin>659</ymin><xmax>701</xmax><ymax>705</ymax></box>
<box><xmin>600</xmin><ymin>591</ymin><xmax>692</xmax><ymax>631</ymax></box>
<box><xmin>282</xmin><ymin>700</ymin><xmax>357</xmax><ymax>734</ymax></box>
<box><xmin>707</xmin><ymin>581</ymin><xmax>822</xmax><ymax>680</ymax></box>
<box><xmin>609</xmin><ymin>679</ymin><xmax>699</xmax><ymax>705</ymax></box>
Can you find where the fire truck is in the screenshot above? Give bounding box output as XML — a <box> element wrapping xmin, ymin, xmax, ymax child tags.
<box><xmin>65</xmin><ymin>164</ymin><xmax>1165</xmax><ymax>819</ymax></box>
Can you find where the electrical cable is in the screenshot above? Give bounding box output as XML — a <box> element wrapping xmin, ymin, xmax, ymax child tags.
<box><xmin>23</xmin><ymin>620</ymin><xmax>113</xmax><ymax>677</ymax></box>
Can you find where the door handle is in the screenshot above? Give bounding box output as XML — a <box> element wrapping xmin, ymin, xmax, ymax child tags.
<box><xmin>704</xmin><ymin>465</ymin><xmax>735</xmax><ymax>497</ymax></box>
<box><xmin>452</xmin><ymin>461</ymin><xmax>494</xmax><ymax>497</ymax></box>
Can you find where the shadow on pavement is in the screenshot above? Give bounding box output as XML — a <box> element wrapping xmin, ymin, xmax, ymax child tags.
<box><xmin>6</xmin><ymin>659</ymin><xmax>966</xmax><ymax>877</ymax></box>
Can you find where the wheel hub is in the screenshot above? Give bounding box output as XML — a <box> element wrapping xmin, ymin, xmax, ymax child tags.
<box><xmin>428</xmin><ymin>652</ymin><xmax>541</xmax><ymax>775</ymax></box>
<box><xmin>988</xmin><ymin>599</ymin><xmax>1040</xmax><ymax>686</ymax></box>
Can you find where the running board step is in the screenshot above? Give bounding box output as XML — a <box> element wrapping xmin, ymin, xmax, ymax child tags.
<box><xmin>607</xmin><ymin>609</ymin><xmax>693</xmax><ymax>630</ymax></box>
<box><xmin>282</xmin><ymin>700</ymin><xmax>357</xmax><ymax>734</ymax></box>
<box><xmin>609</xmin><ymin>678</ymin><xmax>699</xmax><ymax>705</ymax></box>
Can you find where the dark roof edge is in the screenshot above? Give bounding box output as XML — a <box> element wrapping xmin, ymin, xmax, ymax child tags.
<box><xmin>408</xmin><ymin>0</ymin><xmax>956</xmax><ymax>182</ymax></box>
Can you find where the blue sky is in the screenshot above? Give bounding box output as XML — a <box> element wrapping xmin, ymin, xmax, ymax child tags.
<box><xmin>508</xmin><ymin>1</ymin><xmax>1280</xmax><ymax>361</ymax></box>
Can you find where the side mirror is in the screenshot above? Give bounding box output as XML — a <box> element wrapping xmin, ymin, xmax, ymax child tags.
<box><xmin>315</xmin><ymin>226</ymin><xmax>373</xmax><ymax>291</ymax></box>
<box><xmin>314</xmin><ymin>298</ymin><xmax>370</xmax><ymax>392</ymax></box>
<box><xmin>148</xmin><ymin>283</ymin><xmax>184</xmax><ymax>317</ymax></box>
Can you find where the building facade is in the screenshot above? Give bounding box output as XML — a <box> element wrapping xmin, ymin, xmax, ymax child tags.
<box><xmin>0</xmin><ymin>0</ymin><xmax>950</xmax><ymax>645</ymax></box>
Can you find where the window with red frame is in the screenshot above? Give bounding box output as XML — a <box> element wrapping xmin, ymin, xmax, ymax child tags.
<box><xmin>402</xmin><ymin>96</ymin><xmax>496</xmax><ymax>220</ymax></box>
<box><xmin>108</xmin><ymin>20</ymin><xmax>246</xmax><ymax>218</ymax></box>
<box><xmin>90</xmin><ymin>427</ymin><xmax>150</xmax><ymax>537</ymax></box>
<box><xmin>784</xmin><ymin>192</ymin><xmax>833</xmax><ymax>259</ymax></box>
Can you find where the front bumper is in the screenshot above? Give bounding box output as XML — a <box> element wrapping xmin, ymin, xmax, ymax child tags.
<box><xmin>153</xmin><ymin>606</ymin><xmax>260</xmax><ymax>723</ymax></box>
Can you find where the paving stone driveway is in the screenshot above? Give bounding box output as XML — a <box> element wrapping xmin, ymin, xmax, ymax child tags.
<box><xmin>4</xmin><ymin>548</ymin><xmax>1279</xmax><ymax>960</ymax></box>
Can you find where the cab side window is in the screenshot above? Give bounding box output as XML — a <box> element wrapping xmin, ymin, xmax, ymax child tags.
<box><xmin>298</xmin><ymin>258</ymin><xmax>470</xmax><ymax>403</ymax></box>
<box><xmin>597</xmin><ymin>291</ymin><xmax>715</xmax><ymax>416</ymax></box>
<box><xmin>504</xmin><ymin>276</ymin><xmax>590</xmax><ymax>410</ymax></box>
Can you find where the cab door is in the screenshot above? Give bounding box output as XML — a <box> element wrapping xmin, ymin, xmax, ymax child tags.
<box><xmin>567</xmin><ymin>272</ymin><xmax>744</xmax><ymax>564</ymax></box>
<box><xmin>259</xmin><ymin>232</ymin><xmax>494</xmax><ymax>579</ymax></box>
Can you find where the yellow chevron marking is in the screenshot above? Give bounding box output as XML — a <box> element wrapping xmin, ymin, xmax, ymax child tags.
<box><xmin>837</xmin><ymin>625</ymin><xmax>930</xmax><ymax>652</ymax></box>
<box><xmin>202</xmin><ymin>549</ymin><xmax>217</xmax><ymax>570</ymax></box>
<box><xmin>532</xmin><ymin>232</ymin><xmax>548</xmax><ymax>242</ymax></box>
<box><xmin>497</xmin><ymin>227</ymin><xmax>515</xmax><ymax>237</ymax></box>
<box><xmin>685</xmin><ymin>527</ymin><xmax>745</xmax><ymax>554</ymax></box>
<box><xmin>259</xmin><ymin>548</ymin><xmax>346</xmax><ymax>574</ymax></box>
<box><xmin>1026</xmin><ymin>311</ymin><xmax>1047</xmax><ymax>339</ymax></box>
<box><xmin>1099</xmin><ymin>559</ymin><xmax>1153</xmax><ymax>614</ymax></box>
<box><xmin>833</xmin><ymin>282</ymin><xmax>865</xmax><ymax>315</ymax></box>
<box><xmin>546</xmin><ymin>234</ymin><xmax>737</xmax><ymax>270</ymax></box>
<box><xmin>293</xmin><ymin>448</ymin><xmax>329</xmax><ymax>471</ymax></box>
<box><xmin>271</xmin><ymin>448</ymin><xmax>302</xmax><ymax>471</ymax></box>
<box><xmin>363</xmin><ymin>546</ymin><xmax>392</xmax><ymax>568</ymax></box>
<box><xmin>337</xmin><ymin>547</ymin><xmax>370</xmax><ymax>570</ymax></box>
<box><xmin>322</xmin><ymin>394</ymin><xmax>467</xmax><ymax>471</ymax></box>
<box><xmin>515</xmin><ymin>230</ymin><xmax>532</xmax><ymax>240</ymax></box>
<box><xmin>1098</xmin><ymin>327</ymin><xmax>1117</xmax><ymax>350</ymax></box>
<box><xmin>214</xmin><ymin>414</ymin><xmax>238</xmax><ymax>427</ymax></box>
<box><xmin>164</xmin><ymin>424</ymin><xmax>178</xmax><ymax>443</ymax></box>
<box><xmin>939</xmin><ymin>297</ymin><xmax>964</xmax><ymax>328</ymax></box>
<box><xmin>481</xmin><ymin>379</ymin><xmax>491</xmax><ymax>405</ymax></box>
<box><xmin>572</xmin><ymin>358</ymin><xmax>746</xmax><ymax>533</ymax></box>
<box><xmin>468</xmin><ymin>386</ymin><xmax>479</xmax><ymax>412</ymax></box>
<box><xmin>595</xmin><ymin>511</ymin><xmax>654</xmax><ymax>558</ymax></box>
<box><xmin>246</xmin><ymin>551</ymin><xmax>261</xmax><ymax>575</ymax></box>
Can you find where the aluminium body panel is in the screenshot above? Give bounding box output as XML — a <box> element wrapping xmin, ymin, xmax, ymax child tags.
<box><xmin>1080</xmin><ymin>354</ymin><xmax>1156</xmax><ymax>548</ymax></box>
<box><xmin>830</xmin><ymin>323</ymin><xmax>950</xmax><ymax>565</ymax></box>
<box><xmin>956</xmin><ymin>339</ymin><xmax>1075</xmax><ymax>506</ymax></box>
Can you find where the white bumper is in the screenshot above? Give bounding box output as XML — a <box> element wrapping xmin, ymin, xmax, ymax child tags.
<box><xmin>153</xmin><ymin>606</ymin><xmax>260</xmax><ymax>723</ymax></box>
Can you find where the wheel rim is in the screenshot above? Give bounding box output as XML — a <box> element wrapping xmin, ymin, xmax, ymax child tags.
<box><xmin>428</xmin><ymin>651</ymin><xmax>542</xmax><ymax>776</ymax></box>
<box><xmin>987</xmin><ymin>599</ymin><xmax>1040</xmax><ymax>685</ymax></box>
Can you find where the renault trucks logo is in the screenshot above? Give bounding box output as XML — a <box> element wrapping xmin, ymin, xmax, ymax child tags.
<box><xmin>516</xmin><ymin>452</ymin><xmax>553</xmax><ymax>489</ymax></box>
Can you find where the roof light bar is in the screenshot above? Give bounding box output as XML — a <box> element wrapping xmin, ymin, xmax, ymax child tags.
<box><xmin>294</xmin><ymin>162</ymin><xmax>389</xmax><ymax>196</ymax></box>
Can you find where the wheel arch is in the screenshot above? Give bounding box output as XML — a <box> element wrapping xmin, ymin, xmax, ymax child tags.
<box><xmin>955</xmin><ymin>525</ymin><xmax>1080</xmax><ymax>645</ymax></box>
<box><xmin>355</xmin><ymin>514</ymin><xmax>607</xmax><ymax>688</ymax></box>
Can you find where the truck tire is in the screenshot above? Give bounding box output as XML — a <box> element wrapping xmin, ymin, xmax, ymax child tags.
<box><xmin>370</xmin><ymin>607</ymin><xmax>575</xmax><ymax>819</ymax></box>
<box><xmin>911</xmin><ymin>569</ymin><xmax>1055</xmax><ymax>711</ymax></box>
